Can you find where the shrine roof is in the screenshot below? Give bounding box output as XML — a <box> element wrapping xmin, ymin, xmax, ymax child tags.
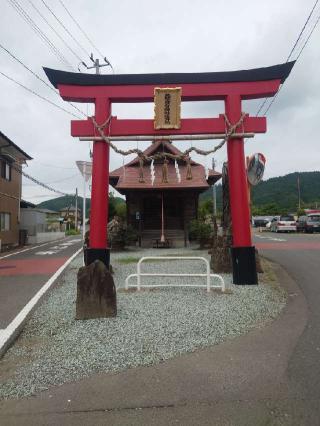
<box><xmin>123</xmin><ymin>140</ymin><xmax>197</xmax><ymax>167</ymax></box>
<box><xmin>44</xmin><ymin>62</ymin><xmax>295</xmax><ymax>88</ymax></box>
<box><xmin>110</xmin><ymin>164</ymin><xmax>221</xmax><ymax>192</ymax></box>
<box><xmin>109</xmin><ymin>140</ymin><xmax>221</xmax><ymax>192</ymax></box>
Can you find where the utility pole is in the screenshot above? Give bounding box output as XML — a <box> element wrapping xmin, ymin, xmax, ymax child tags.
<box><xmin>82</xmin><ymin>163</ymin><xmax>86</xmax><ymax>241</ymax></box>
<box><xmin>75</xmin><ymin>188</ymin><xmax>78</xmax><ymax>231</ymax></box>
<box><xmin>212</xmin><ymin>158</ymin><xmax>217</xmax><ymax>217</ymax></box>
<box><xmin>79</xmin><ymin>54</ymin><xmax>113</xmax><ymax>75</ymax></box>
<box><xmin>297</xmin><ymin>174</ymin><xmax>301</xmax><ymax>210</ymax></box>
<box><xmin>76</xmin><ymin>161</ymin><xmax>92</xmax><ymax>241</ymax></box>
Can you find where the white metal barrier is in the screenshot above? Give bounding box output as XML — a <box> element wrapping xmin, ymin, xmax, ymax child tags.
<box><xmin>125</xmin><ymin>256</ymin><xmax>227</xmax><ymax>293</ymax></box>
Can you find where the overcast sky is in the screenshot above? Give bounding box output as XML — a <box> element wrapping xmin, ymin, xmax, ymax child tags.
<box><xmin>0</xmin><ymin>0</ymin><xmax>319</xmax><ymax>204</ymax></box>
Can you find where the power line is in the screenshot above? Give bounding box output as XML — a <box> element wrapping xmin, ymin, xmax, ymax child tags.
<box><xmin>0</xmin><ymin>42</ymin><xmax>86</xmax><ymax>118</ymax></box>
<box><xmin>262</xmin><ymin>12</ymin><xmax>320</xmax><ymax>117</ymax></box>
<box><xmin>34</xmin><ymin>162</ymin><xmax>75</xmax><ymax>170</ymax></box>
<box><xmin>24</xmin><ymin>194</ymin><xmax>62</xmax><ymax>198</ymax></box>
<box><xmin>295</xmin><ymin>12</ymin><xmax>320</xmax><ymax>61</ymax></box>
<box><xmin>58</xmin><ymin>0</ymin><xmax>105</xmax><ymax>59</ymax></box>
<box><xmin>256</xmin><ymin>0</ymin><xmax>320</xmax><ymax>117</ymax></box>
<box><xmin>12</xmin><ymin>163</ymin><xmax>73</xmax><ymax>196</ymax></box>
<box><xmin>27</xmin><ymin>0</ymin><xmax>84</xmax><ymax>64</ymax></box>
<box><xmin>7</xmin><ymin>0</ymin><xmax>75</xmax><ymax>71</ymax></box>
<box><xmin>40</xmin><ymin>0</ymin><xmax>90</xmax><ymax>59</ymax></box>
<box><xmin>286</xmin><ymin>0</ymin><xmax>319</xmax><ymax>62</ymax></box>
<box><xmin>0</xmin><ymin>69</ymin><xmax>81</xmax><ymax>119</ymax></box>
<box><xmin>0</xmin><ymin>190</ymin><xmax>19</xmax><ymax>201</ymax></box>
<box><xmin>23</xmin><ymin>173</ymin><xmax>79</xmax><ymax>185</ymax></box>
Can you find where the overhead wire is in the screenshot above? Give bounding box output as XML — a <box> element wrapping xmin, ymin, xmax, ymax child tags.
<box><xmin>285</xmin><ymin>0</ymin><xmax>319</xmax><ymax>62</ymax></box>
<box><xmin>0</xmin><ymin>42</ymin><xmax>87</xmax><ymax>118</ymax></box>
<box><xmin>33</xmin><ymin>162</ymin><xmax>75</xmax><ymax>170</ymax></box>
<box><xmin>12</xmin><ymin>163</ymin><xmax>74</xmax><ymax>196</ymax></box>
<box><xmin>27</xmin><ymin>0</ymin><xmax>84</xmax><ymax>64</ymax></box>
<box><xmin>23</xmin><ymin>194</ymin><xmax>61</xmax><ymax>198</ymax></box>
<box><xmin>23</xmin><ymin>173</ymin><xmax>79</xmax><ymax>186</ymax></box>
<box><xmin>256</xmin><ymin>0</ymin><xmax>320</xmax><ymax>117</ymax></box>
<box><xmin>0</xmin><ymin>69</ymin><xmax>81</xmax><ymax>119</ymax></box>
<box><xmin>294</xmin><ymin>11</ymin><xmax>320</xmax><ymax>61</ymax></box>
<box><xmin>58</xmin><ymin>0</ymin><xmax>105</xmax><ymax>59</ymax></box>
<box><xmin>7</xmin><ymin>0</ymin><xmax>75</xmax><ymax>71</ymax></box>
<box><xmin>262</xmin><ymin>11</ymin><xmax>320</xmax><ymax>117</ymax></box>
<box><xmin>40</xmin><ymin>0</ymin><xmax>90</xmax><ymax>60</ymax></box>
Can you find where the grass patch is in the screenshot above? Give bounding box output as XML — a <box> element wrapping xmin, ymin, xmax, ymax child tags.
<box><xmin>259</xmin><ymin>257</ymin><xmax>286</xmax><ymax>296</ymax></box>
<box><xmin>117</xmin><ymin>253</ymin><xmax>195</xmax><ymax>265</ymax></box>
<box><xmin>118</xmin><ymin>256</ymin><xmax>141</xmax><ymax>264</ymax></box>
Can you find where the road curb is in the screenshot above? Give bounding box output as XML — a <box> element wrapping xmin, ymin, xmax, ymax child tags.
<box><xmin>0</xmin><ymin>247</ymin><xmax>83</xmax><ymax>358</ymax></box>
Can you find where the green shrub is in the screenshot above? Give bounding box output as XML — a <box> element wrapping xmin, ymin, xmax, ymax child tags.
<box><xmin>65</xmin><ymin>229</ymin><xmax>80</xmax><ymax>236</ymax></box>
<box><xmin>115</xmin><ymin>203</ymin><xmax>127</xmax><ymax>220</ymax></box>
<box><xmin>189</xmin><ymin>219</ymin><xmax>212</xmax><ymax>248</ymax></box>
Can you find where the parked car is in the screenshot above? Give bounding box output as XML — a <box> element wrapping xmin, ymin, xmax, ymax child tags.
<box><xmin>270</xmin><ymin>215</ymin><xmax>297</xmax><ymax>232</ymax></box>
<box><xmin>296</xmin><ymin>214</ymin><xmax>320</xmax><ymax>233</ymax></box>
<box><xmin>253</xmin><ymin>216</ymin><xmax>274</xmax><ymax>228</ymax></box>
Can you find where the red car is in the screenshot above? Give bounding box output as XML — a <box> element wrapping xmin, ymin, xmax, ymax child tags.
<box><xmin>296</xmin><ymin>214</ymin><xmax>320</xmax><ymax>233</ymax></box>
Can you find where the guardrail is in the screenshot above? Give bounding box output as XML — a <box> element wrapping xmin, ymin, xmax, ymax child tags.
<box><xmin>125</xmin><ymin>256</ymin><xmax>227</xmax><ymax>292</ymax></box>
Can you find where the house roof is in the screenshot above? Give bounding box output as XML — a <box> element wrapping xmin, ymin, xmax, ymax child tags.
<box><xmin>37</xmin><ymin>208</ymin><xmax>59</xmax><ymax>214</ymax></box>
<box><xmin>0</xmin><ymin>131</ymin><xmax>32</xmax><ymax>162</ymax></box>
<box><xmin>109</xmin><ymin>140</ymin><xmax>221</xmax><ymax>193</ymax></box>
<box><xmin>60</xmin><ymin>205</ymin><xmax>80</xmax><ymax>212</ymax></box>
<box><xmin>20</xmin><ymin>200</ymin><xmax>36</xmax><ymax>208</ymax></box>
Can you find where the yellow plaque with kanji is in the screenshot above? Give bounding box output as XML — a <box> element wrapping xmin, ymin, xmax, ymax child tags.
<box><xmin>154</xmin><ymin>87</ymin><xmax>181</xmax><ymax>130</ymax></box>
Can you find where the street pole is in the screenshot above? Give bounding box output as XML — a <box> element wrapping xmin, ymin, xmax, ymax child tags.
<box><xmin>75</xmin><ymin>188</ymin><xmax>78</xmax><ymax>231</ymax></box>
<box><xmin>83</xmin><ymin>163</ymin><xmax>86</xmax><ymax>241</ymax></box>
<box><xmin>212</xmin><ymin>158</ymin><xmax>217</xmax><ymax>217</ymax></box>
<box><xmin>76</xmin><ymin>161</ymin><xmax>92</xmax><ymax>241</ymax></box>
<box><xmin>297</xmin><ymin>174</ymin><xmax>301</xmax><ymax>210</ymax></box>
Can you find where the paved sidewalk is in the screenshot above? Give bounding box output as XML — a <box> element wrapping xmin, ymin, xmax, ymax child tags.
<box><xmin>0</xmin><ymin>262</ymin><xmax>310</xmax><ymax>426</ymax></box>
<box><xmin>0</xmin><ymin>236</ymin><xmax>83</xmax><ymax>329</ymax></box>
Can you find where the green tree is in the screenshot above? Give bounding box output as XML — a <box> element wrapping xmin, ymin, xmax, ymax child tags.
<box><xmin>108</xmin><ymin>193</ymin><xmax>117</xmax><ymax>220</ymax></box>
<box><xmin>198</xmin><ymin>199</ymin><xmax>213</xmax><ymax>220</ymax></box>
<box><xmin>115</xmin><ymin>202</ymin><xmax>127</xmax><ymax>220</ymax></box>
<box><xmin>189</xmin><ymin>219</ymin><xmax>212</xmax><ymax>248</ymax></box>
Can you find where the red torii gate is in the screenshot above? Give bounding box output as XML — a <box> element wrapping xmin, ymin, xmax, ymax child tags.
<box><xmin>44</xmin><ymin>62</ymin><xmax>294</xmax><ymax>284</ymax></box>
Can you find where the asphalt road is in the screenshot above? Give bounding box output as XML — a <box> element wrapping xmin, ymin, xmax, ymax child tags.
<box><xmin>255</xmin><ymin>231</ymin><xmax>320</xmax><ymax>401</ymax></box>
<box><xmin>0</xmin><ymin>236</ymin><xmax>83</xmax><ymax>330</ymax></box>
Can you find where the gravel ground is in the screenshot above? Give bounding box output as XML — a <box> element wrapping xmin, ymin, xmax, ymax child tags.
<box><xmin>0</xmin><ymin>247</ymin><xmax>286</xmax><ymax>399</ymax></box>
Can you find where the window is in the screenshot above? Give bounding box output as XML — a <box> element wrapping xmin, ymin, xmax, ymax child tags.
<box><xmin>0</xmin><ymin>213</ymin><xmax>11</xmax><ymax>231</ymax></box>
<box><xmin>1</xmin><ymin>160</ymin><xmax>12</xmax><ymax>181</ymax></box>
<box><xmin>280</xmin><ymin>216</ymin><xmax>295</xmax><ymax>222</ymax></box>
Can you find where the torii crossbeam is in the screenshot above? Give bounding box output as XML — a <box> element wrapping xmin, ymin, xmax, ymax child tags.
<box><xmin>44</xmin><ymin>61</ymin><xmax>294</xmax><ymax>284</ymax></box>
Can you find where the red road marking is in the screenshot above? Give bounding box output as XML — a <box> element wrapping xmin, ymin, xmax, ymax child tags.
<box><xmin>0</xmin><ymin>257</ymin><xmax>69</xmax><ymax>276</ymax></box>
<box><xmin>256</xmin><ymin>242</ymin><xmax>320</xmax><ymax>250</ymax></box>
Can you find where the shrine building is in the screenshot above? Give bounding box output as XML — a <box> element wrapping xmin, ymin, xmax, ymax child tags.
<box><xmin>109</xmin><ymin>140</ymin><xmax>221</xmax><ymax>247</ymax></box>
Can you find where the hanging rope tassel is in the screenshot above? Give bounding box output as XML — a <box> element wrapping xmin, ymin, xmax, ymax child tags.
<box><xmin>186</xmin><ymin>157</ymin><xmax>193</xmax><ymax>180</ymax></box>
<box><xmin>150</xmin><ymin>159</ymin><xmax>155</xmax><ymax>185</ymax></box>
<box><xmin>138</xmin><ymin>156</ymin><xmax>145</xmax><ymax>183</ymax></box>
<box><xmin>162</xmin><ymin>157</ymin><xmax>169</xmax><ymax>183</ymax></box>
<box><xmin>175</xmin><ymin>159</ymin><xmax>181</xmax><ymax>183</ymax></box>
<box><xmin>122</xmin><ymin>156</ymin><xmax>126</xmax><ymax>180</ymax></box>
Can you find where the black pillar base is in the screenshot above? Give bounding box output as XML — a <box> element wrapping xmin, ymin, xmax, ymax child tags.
<box><xmin>231</xmin><ymin>246</ymin><xmax>258</xmax><ymax>285</ymax></box>
<box><xmin>84</xmin><ymin>247</ymin><xmax>110</xmax><ymax>269</ymax></box>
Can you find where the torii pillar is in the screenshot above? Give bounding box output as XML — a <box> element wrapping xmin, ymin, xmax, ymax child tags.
<box><xmin>225</xmin><ymin>94</ymin><xmax>256</xmax><ymax>283</ymax></box>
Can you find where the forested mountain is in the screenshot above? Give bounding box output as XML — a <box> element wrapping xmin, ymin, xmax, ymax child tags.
<box><xmin>251</xmin><ymin>171</ymin><xmax>320</xmax><ymax>210</ymax></box>
<box><xmin>200</xmin><ymin>171</ymin><xmax>320</xmax><ymax>213</ymax></box>
<box><xmin>37</xmin><ymin>194</ymin><xmax>125</xmax><ymax>217</ymax></box>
